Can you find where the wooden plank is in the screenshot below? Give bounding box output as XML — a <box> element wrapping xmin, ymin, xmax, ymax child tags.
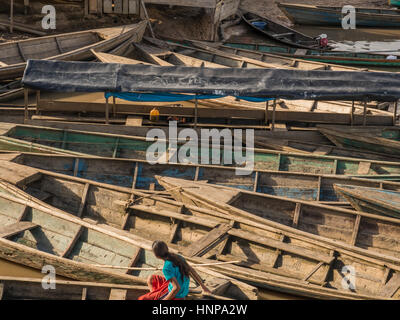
<box><xmin>183</xmin><ymin>223</ymin><xmax>231</xmax><ymax>257</ymax></box>
<box><xmin>292</xmin><ymin>203</ymin><xmax>301</xmax><ymax>227</ymax></box>
<box><xmin>0</xmin><ymin>222</ymin><xmax>37</xmax><ymax>238</ymax></box>
<box><xmin>126</xmin><ymin>116</ymin><xmax>143</xmax><ymax>126</ymax></box>
<box><xmin>109</xmin><ymin>288</ymin><xmax>128</xmax><ymax>300</ymax></box>
<box><xmin>125</xmin><ymin>248</ymin><xmax>143</xmax><ymax>275</ymax></box>
<box><xmin>77</xmin><ymin>183</ymin><xmax>90</xmax><ymax>218</ymax></box>
<box><xmin>169</xmin><ymin>220</ymin><xmax>181</xmax><ymax>243</ymax></box>
<box><xmin>350</xmin><ymin>215</ymin><xmax>361</xmax><ymax>246</ymax></box>
<box><xmin>303</xmin><ymin>261</ymin><xmax>324</xmax><ymax>282</ymax></box>
<box><xmin>62</xmin><ymin>226</ymin><xmax>84</xmax><ymax>258</ymax></box>
<box><xmin>81</xmin><ymin>287</ymin><xmax>87</xmax><ymax>300</ymax></box>
<box><xmin>358</xmin><ymin>161</ymin><xmax>372</xmax><ymax>175</ymax></box>
<box><xmin>382</xmin><ymin>273</ymin><xmax>400</xmax><ymax>298</ymax></box>
<box><xmin>0</xmin><ymin>160</ymin><xmax>41</xmax><ymax>187</ymax></box>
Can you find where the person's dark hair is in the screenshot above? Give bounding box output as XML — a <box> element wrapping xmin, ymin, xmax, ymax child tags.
<box><xmin>152</xmin><ymin>240</ymin><xmax>190</xmax><ymax>281</ymax></box>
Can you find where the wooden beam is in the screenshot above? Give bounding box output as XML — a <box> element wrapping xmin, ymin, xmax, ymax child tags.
<box><xmin>109</xmin><ymin>288</ymin><xmax>128</xmax><ymax>300</ymax></box>
<box><xmin>182</xmin><ymin>224</ymin><xmax>231</xmax><ymax>257</ymax></box>
<box><xmin>140</xmin><ymin>0</ymin><xmax>155</xmax><ymax>38</ymax></box>
<box><xmin>77</xmin><ymin>183</ymin><xmax>90</xmax><ymax>218</ymax></box>
<box><xmin>125</xmin><ymin>248</ymin><xmax>143</xmax><ymax>275</ymax></box>
<box><xmin>292</xmin><ymin>203</ymin><xmax>301</xmax><ymax>227</ymax></box>
<box><xmin>62</xmin><ymin>226</ymin><xmax>84</xmax><ymax>258</ymax></box>
<box><xmin>0</xmin><ymin>222</ymin><xmax>37</xmax><ymax>239</ymax></box>
<box><xmin>350</xmin><ymin>215</ymin><xmax>361</xmax><ymax>246</ymax></box>
<box><xmin>10</xmin><ymin>0</ymin><xmax>13</xmax><ymax>33</ymax></box>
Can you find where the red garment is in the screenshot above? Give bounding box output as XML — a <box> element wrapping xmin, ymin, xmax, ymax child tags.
<box><xmin>138</xmin><ymin>275</ymin><xmax>184</xmax><ymax>300</ymax></box>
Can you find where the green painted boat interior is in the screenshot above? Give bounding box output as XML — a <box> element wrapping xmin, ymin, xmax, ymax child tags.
<box><xmin>5</xmin><ymin>125</ymin><xmax>400</xmax><ymax>176</ymax></box>
<box><xmin>0</xmin><ymin>185</ymin><xmax>163</xmax><ymax>280</ymax></box>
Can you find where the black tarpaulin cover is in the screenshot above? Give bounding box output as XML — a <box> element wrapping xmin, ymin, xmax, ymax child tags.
<box><xmin>21</xmin><ymin>59</ymin><xmax>400</xmax><ymax>101</ymax></box>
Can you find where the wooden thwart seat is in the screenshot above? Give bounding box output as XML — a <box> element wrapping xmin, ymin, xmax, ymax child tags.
<box><xmin>0</xmin><ymin>160</ymin><xmax>41</xmax><ymax>187</ymax></box>
<box><xmin>0</xmin><ymin>222</ymin><xmax>38</xmax><ymax>238</ymax></box>
<box><xmin>182</xmin><ymin>224</ymin><xmax>232</xmax><ymax>257</ymax></box>
<box><xmin>109</xmin><ymin>288</ymin><xmax>128</xmax><ymax>300</ymax></box>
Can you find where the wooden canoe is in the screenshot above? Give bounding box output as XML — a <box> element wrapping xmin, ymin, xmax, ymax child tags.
<box><xmin>145</xmin><ymin>37</ymin><xmax>360</xmax><ymax>71</ymax></box>
<box><xmin>278</xmin><ymin>3</ymin><xmax>400</xmax><ymax>27</ymax></box>
<box><xmin>156</xmin><ymin>176</ymin><xmax>400</xmax><ymax>260</ymax></box>
<box><xmin>7</xmin><ymin>152</ymin><xmax>400</xmax><ymax>204</ymax></box>
<box><xmin>0</xmin><ymin>21</ymin><xmax>147</xmax><ymax>81</ymax></box>
<box><xmin>334</xmin><ymin>184</ymin><xmax>400</xmax><ymax>219</ymax></box>
<box><xmin>241</xmin><ymin>11</ymin><xmax>322</xmax><ymax>49</ymax></box>
<box><xmin>0</xmin><ymin>277</ymin><xmax>149</xmax><ymax>300</ymax></box>
<box><xmin>0</xmin><ymin>181</ymin><xmax>256</xmax><ymax>300</ymax></box>
<box><xmin>222</xmin><ymin>42</ymin><xmax>400</xmax><ymax>68</ymax></box>
<box><xmin>4</xmin><ymin>124</ymin><xmax>400</xmax><ymax>175</ymax></box>
<box><xmin>3</xmin><ymin>165</ymin><xmax>400</xmax><ymax>299</ymax></box>
<box><xmin>0</xmin><ymin>276</ymin><xmax>231</xmax><ymax>300</ymax></box>
<box><xmin>318</xmin><ymin>125</ymin><xmax>400</xmax><ymax>156</ymax></box>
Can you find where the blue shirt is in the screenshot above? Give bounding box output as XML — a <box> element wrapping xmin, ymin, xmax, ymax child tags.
<box><xmin>163</xmin><ymin>258</ymin><xmax>190</xmax><ymax>299</ymax></box>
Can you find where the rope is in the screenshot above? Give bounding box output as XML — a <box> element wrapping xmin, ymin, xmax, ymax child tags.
<box><xmin>89</xmin><ymin>260</ymin><xmax>240</xmax><ymax>271</ymax></box>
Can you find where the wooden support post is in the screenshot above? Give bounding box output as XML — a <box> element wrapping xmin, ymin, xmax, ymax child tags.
<box><xmin>350</xmin><ymin>100</ymin><xmax>355</xmax><ymax>126</ymax></box>
<box><xmin>140</xmin><ymin>0</ymin><xmax>155</xmax><ymax>38</ymax></box>
<box><xmin>24</xmin><ymin>88</ymin><xmax>28</xmax><ymax>122</ymax></box>
<box><xmin>194</xmin><ymin>95</ymin><xmax>198</xmax><ymax>129</ymax></box>
<box><xmin>35</xmin><ymin>90</ymin><xmax>40</xmax><ymax>115</ymax></box>
<box><xmin>363</xmin><ymin>101</ymin><xmax>367</xmax><ymax>126</ymax></box>
<box><xmin>264</xmin><ymin>100</ymin><xmax>269</xmax><ymax>127</ymax></box>
<box><xmin>10</xmin><ymin>0</ymin><xmax>14</xmax><ymax>33</ymax></box>
<box><xmin>112</xmin><ymin>96</ymin><xmax>116</xmax><ymax>117</ymax></box>
<box><xmin>271</xmin><ymin>99</ymin><xmax>277</xmax><ymax>131</ymax></box>
<box><xmin>24</xmin><ymin>0</ymin><xmax>29</xmax><ymax>15</ymax></box>
<box><xmin>394</xmin><ymin>100</ymin><xmax>399</xmax><ymax>126</ymax></box>
<box><xmin>84</xmin><ymin>0</ymin><xmax>89</xmax><ymax>16</ymax></box>
<box><xmin>105</xmin><ymin>96</ymin><xmax>109</xmax><ymax>125</ymax></box>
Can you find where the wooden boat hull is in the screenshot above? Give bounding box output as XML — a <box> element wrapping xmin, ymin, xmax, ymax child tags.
<box><xmin>0</xmin><ymin>180</ymin><xmax>255</xmax><ymax>300</ymax></box>
<box><xmin>4</xmin><ymin>124</ymin><xmax>400</xmax><ymax>176</ymax></box>
<box><xmin>241</xmin><ymin>11</ymin><xmax>320</xmax><ymax>49</ymax></box>
<box><xmin>318</xmin><ymin>125</ymin><xmax>400</xmax><ymax>156</ymax></box>
<box><xmin>278</xmin><ymin>3</ymin><xmax>400</xmax><ymax>27</ymax></box>
<box><xmin>334</xmin><ymin>184</ymin><xmax>400</xmax><ymax>219</ymax></box>
<box><xmin>223</xmin><ymin>43</ymin><xmax>400</xmax><ymax>68</ymax></box>
<box><xmin>0</xmin><ymin>277</ymin><xmax>149</xmax><ymax>300</ymax></box>
<box><xmin>0</xmin><ymin>22</ymin><xmax>147</xmax><ymax>81</ymax></box>
<box><xmin>157</xmin><ymin>176</ymin><xmax>400</xmax><ymax>260</ymax></box>
<box><xmin>8</xmin><ymin>152</ymin><xmax>400</xmax><ymax>204</ymax></box>
<box><xmin>4</xmin><ymin>165</ymin><xmax>400</xmax><ymax>299</ymax></box>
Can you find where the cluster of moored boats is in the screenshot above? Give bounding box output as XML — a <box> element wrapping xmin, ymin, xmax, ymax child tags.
<box><xmin>1</xmin><ymin>3</ymin><xmax>400</xmax><ymax>300</ymax></box>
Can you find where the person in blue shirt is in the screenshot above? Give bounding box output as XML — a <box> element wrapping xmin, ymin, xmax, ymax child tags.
<box><xmin>138</xmin><ymin>240</ymin><xmax>211</xmax><ymax>300</ymax></box>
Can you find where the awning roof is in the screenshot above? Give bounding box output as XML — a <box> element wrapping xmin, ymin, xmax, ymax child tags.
<box><xmin>21</xmin><ymin>59</ymin><xmax>400</xmax><ymax>101</ymax></box>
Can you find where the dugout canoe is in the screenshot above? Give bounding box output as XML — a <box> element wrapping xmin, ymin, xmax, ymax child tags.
<box><xmin>0</xmin><ymin>21</ymin><xmax>147</xmax><ymax>81</ymax></box>
<box><xmin>157</xmin><ymin>176</ymin><xmax>400</xmax><ymax>260</ymax></box>
<box><xmin>241</xmin><ymin>11</ymin><xmax>322</xmax><ymax>49</ymax></box>
<box><xmin>3</xmin><ymin>165</ymin><xmax>400</xmax><ymax>299</ymax></box>
<box><xmin>4</xmin><ymin>124</ymin><xmax>400</xmax><ymax>175</ymax></box>
<box><xmin>7</xmin><ymin>152</ymin><xmax>400</xmax><ymax>204</ymax></box>
<box><xmin>318</xmin><ymin>125</ymin><xmax>400</xmax><ymax>156</ymax></box>
<box><xmin>0</xmin><ymin>181</ymin><xmax>255</xmax><ymax>300</ymax></box>
<box><xmin>0</xmin><ymin>277</ymin><xmax>149</xmax><ymax>300</ymax></box>
<box><xmin>222</xmin><ymin>42</ymin><xmax>400</xmax><ymax>68</ymax></box>
<box><xmin>278</xmin><ymin>3</ymin><xmax>400</xmax><ymax>27</ymax></box>
<box><xmin>147</xmin><ymin>37</ymin><xmax>361</xmax><ymax>71</ymax></box>
<box><xmin>334</xmin><ymin>184</ymin><xmax>400</xmax><ymax>219</ymax></box>
<box><xmin>0</xmin><ymin>276</ymin><xmax>229</xmax><ymax>300</ymax></box>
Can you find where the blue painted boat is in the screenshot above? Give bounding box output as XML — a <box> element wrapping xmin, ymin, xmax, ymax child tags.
<box><xmin>278</xmin><ymin>3</ymin><xmax>400</xmax><ymax>27</ymax></box>
<box><xmin>334</xmin><ymin>184</ymin><xmax>400</xmax><ymax>218</ymax></box>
